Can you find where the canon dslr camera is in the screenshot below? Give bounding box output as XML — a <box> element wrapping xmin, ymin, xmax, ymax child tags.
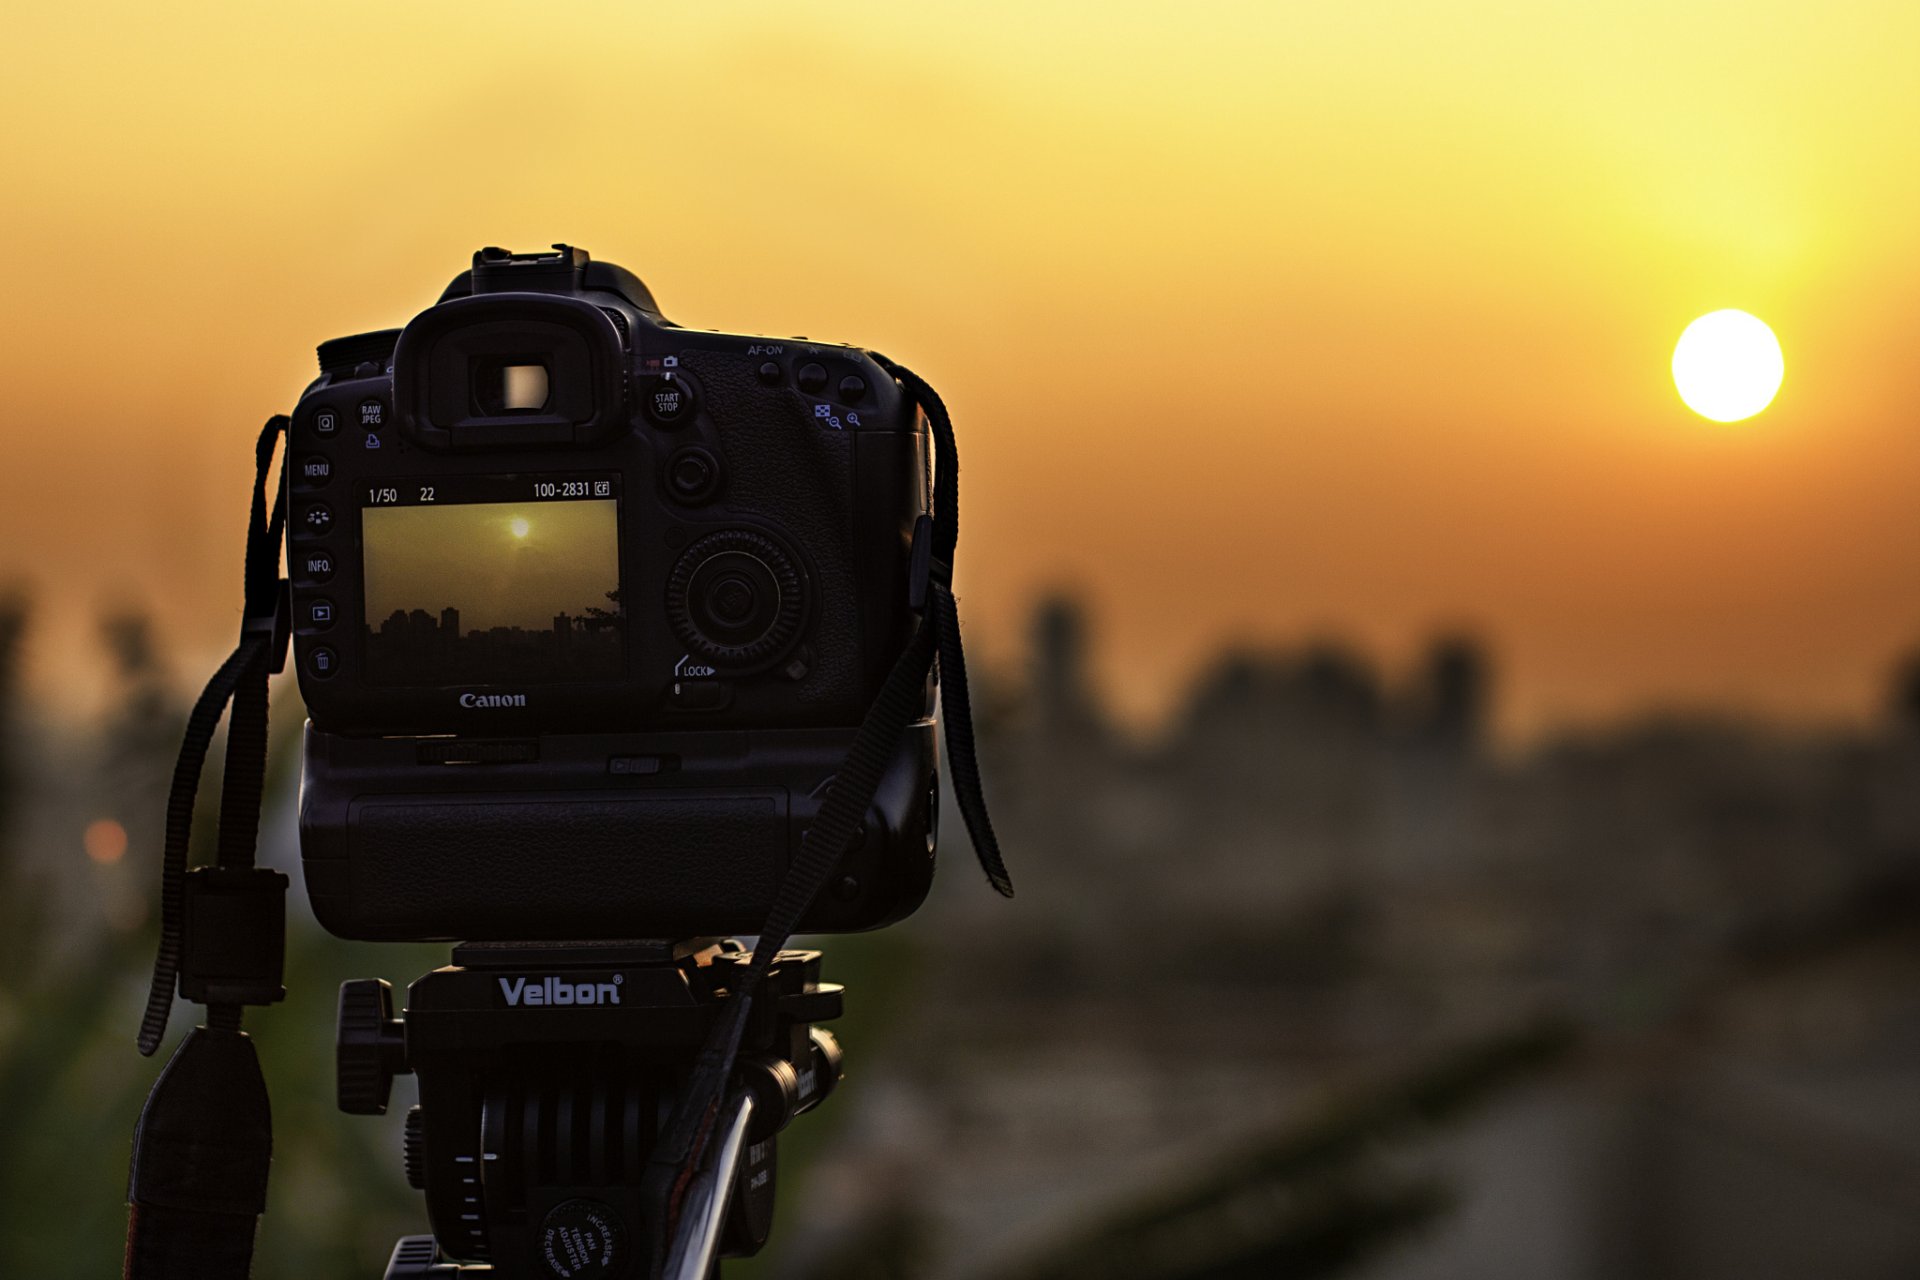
<box><xmin>291</xmin><ymin>245</ymin><xmax>937</xmax><ymax>942</ymax></box>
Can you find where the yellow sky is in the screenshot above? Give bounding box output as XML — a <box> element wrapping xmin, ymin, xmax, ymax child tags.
<box><xmin>3</xmin><ymin>1</ymin><xmax>1919</xmax><ymax>734</ymax></box>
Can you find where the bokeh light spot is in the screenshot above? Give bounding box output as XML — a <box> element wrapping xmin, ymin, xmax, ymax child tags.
<box><xmin>84</xmin><ymin>817</ymin><xmax>128</xmax><ymax>864</ymax></box>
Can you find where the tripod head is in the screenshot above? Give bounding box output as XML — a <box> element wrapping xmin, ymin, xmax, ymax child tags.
<box><xmin>342</xmin><ymin>940</ymin><xmax>843</xmax><ymax>1279</ymax></box>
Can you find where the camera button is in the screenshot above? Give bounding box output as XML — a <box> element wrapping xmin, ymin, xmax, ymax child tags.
<box><xmin>668</xmin><ymin>679</ymin><xmax>731</xmax><ymax>711</ymax></box>
<box><xmin>299</xmin><ymin>455</ymin><xmax>332</xmax><ymax>486</ymax></box>
<box><xmin>312</xmin><ymin>406</ymin><xmax>340</xmax><ymax>437</ymax></box>
<box><xmin>300</xmin><ymin>550</ymin><xmax>336</xmax><ymax>583</ymax></box>
<box><xmin>646</xmin><ymin>379</ymin><xmax>694</xmax><ymax>425</ymax></box>
<box><xmin>300</xmin><ymin>503</ymin><xmax>334</xmax><ymax>536</ymax></box>
<box><xmin>837</xmin><ymin>375</ymin><xmax>867</xmax><ymax>403</ymax></box>
<box><xmin>797</xmin><ymin>362</ymin><xmax>828</xmax><ymax>393</ymax></box>
<box><xmin>306</xmin><ymin>598</ymin><xmax>336</xmax><ymax>630</ymax></box>
<box><xmin>666</xmin><ymin>448</ymin><xmax>720</xmax><ymax>504</ymax></box>
<box><xmin>757</xmin><ymin>361</ymin><xmax>782</xmax><ymax>385</ymax></box>
<box><xmin>358</xmin><ymin>397</ymin><xmax>387</xmax><ymax>430</ymax></box>
<box><xmin>306</xmin><ymin>646</ymin><xmax>339</xmax><ymax>679</ymax></box>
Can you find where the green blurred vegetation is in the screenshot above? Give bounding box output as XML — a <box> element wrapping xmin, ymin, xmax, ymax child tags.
<box><xmin>0</xmin><ymin>599</ymin><xmax>443</xmax><ymax>1277</ymax></box>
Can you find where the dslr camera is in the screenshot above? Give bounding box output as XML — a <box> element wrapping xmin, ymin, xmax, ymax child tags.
<box><xmin>126</xmin><ymin>245</ymin><xmax>1008</xmax><ymax>1280</ymax></box>
<box><xmin>290</xmin><ymin>245</ymin><xmax>938</xmax><ymax>942</ymax></box>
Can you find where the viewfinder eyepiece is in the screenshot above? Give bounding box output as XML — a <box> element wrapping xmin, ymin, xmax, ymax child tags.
<box><xmin>475</xmin><ymin>360</ymin><xmax>551</xmax><ymax>414</ymax></box>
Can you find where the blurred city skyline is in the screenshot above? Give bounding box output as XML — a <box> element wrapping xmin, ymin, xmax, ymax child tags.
<box><xmin>5</xmin><ymin>3</ymin><xmax>1920</xmax><ymax>738</ymax></box>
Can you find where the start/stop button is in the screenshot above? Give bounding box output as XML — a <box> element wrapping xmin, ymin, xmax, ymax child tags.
<box><xmin>646</xmin><ymin>378</ymin><xmax>694</xmax><ymax>425</ymax></box>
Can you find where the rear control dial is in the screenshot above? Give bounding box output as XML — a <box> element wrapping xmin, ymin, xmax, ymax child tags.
<box><xmin>666</xmin><ymin>530</ymin><xmax>803</xmax><ymax>669</ymax></box>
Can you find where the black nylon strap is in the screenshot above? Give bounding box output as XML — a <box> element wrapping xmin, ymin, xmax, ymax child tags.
<box><xmin>135</xmin><ymin>639</ymin><xmax>268</xmax><ymax>1057</ymax></box>
<box><xmin>214</xmin><ymin>421</ymin><xmax>288</xmax><ymax>877</ymax></box>
<box><xmin>643</xmin><ymin>360</ymin><xmax>1011</xmax><ymax>1274</ymax></box>
<box><xmin>880</xmin><ymin>357</ymin><xmax>1010</xmax><ymax>894</ymax></box>
<box><xmin>125</xmin><ymin>1027</ymin><xmax>273</xmax><ymax>1280</ymax></box>
<box><xmin>127</xmin><ymin>418</ymin><xmax>289</xmax><ymax>1280</ymax></box>
<box><xmin>137</xmin><ymin>416</ymin><xmax>289</xmax><ymax>1057</ymax></box>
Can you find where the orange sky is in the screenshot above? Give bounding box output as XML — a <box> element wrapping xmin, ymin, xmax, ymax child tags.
<box><xmin>4</xmin><ymin>2</ymin><xmax>1920</xmax><ymax>735</ymax></box>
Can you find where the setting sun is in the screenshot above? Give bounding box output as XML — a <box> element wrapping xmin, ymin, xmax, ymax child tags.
<box><xmin>509</xmin><ymin>516</ymin><xmax>531</xmax><ymax>539</ymax></box>
<box><xmin>1672</xmin><ymin>310</ymin><xmax>1785</xmax><ymax>424</ymax></box>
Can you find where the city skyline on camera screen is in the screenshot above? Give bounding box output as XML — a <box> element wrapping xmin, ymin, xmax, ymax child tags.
<box><xmin>360</xmin><ymin>477</ymin><xmax>622</xmax><ymax>685</ymax></box>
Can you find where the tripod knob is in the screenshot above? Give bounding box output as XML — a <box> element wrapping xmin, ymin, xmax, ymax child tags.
<box><xmin>337</xmin><ymin>978</ymin><xmax>407</xmax><ymax>1115</ymax></box>
<box><xmin>403</xmin><ymin>1105</ymin><xmax>428</xmax><ymax>1190</ymax></box>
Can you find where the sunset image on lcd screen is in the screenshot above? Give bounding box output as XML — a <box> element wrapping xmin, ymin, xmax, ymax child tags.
<box><xmin>361</xmin><ymin>498</ymin><xmax>621</xmax><ymax>685</ymax></box>
<box><xmin>1671</xmin><ymin>310</ymin><xmax>1785</xmax><ymax>423</ymax></box>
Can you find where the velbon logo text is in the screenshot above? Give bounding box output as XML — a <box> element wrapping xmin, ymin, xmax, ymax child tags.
<box><xmin>497</xmin><ymin>974</ymin><xmax>623</xmax><ymax>1007</ymax></box>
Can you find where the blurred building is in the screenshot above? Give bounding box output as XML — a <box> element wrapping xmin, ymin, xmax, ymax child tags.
<box><xmin>777</xmin><ymin>596</ymin><xmax>1920</xmax><ymax>1280</ymax></box>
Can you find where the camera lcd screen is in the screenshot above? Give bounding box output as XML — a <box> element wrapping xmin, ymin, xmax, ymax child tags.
<box><xmin>361</xmin><ymin>474</ymin><xmax>622</xmax><ymax>685</ymax></box>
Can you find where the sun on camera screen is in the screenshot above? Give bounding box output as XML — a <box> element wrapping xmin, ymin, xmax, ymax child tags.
<box><xmin>360</xmin><ymin>474</ymin><xmax>622</xmax><ymax>685</ymax></box>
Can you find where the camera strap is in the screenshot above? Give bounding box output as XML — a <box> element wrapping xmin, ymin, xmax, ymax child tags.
<box><xmin>126</xmin><ymin>416</ymin><xmax>293</xmax><ymax>1280</ymax></box>
<box><xmin>642</xmin><ymin>358</ymin><xmax>1013</xmax><ymax>1277</ymax></box>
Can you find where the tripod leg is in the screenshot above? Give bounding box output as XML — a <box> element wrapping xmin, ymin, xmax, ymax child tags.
<box><xmin>662</xmin><ymin>1092</ymin><xmax>757</xmax><ymax>1280</ymax></box>
<box><xmin>382</xmin><ymin>1234</ymin><xmax>467</xmax><ymax>1277</ymax></box>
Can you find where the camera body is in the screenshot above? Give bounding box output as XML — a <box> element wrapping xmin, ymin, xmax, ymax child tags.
<box><xmin>289</xmin><ymin>246</ymin><xmax>938</xmax><ymax>941</ymax></box>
